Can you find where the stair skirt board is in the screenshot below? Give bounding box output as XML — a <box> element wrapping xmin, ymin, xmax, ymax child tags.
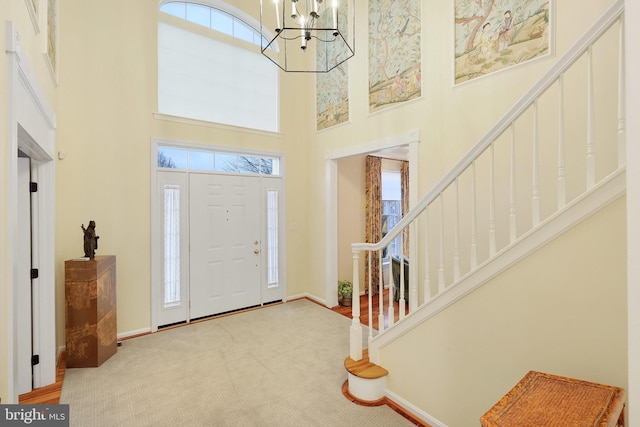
<box><xmin>347</xmin><ymin>373</ymin><xmax>388</xmax><ymax>403</ymax></box>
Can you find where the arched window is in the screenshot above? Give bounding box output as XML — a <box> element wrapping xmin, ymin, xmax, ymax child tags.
<box><xmin>158</xmin><ymin>1</ymin><xmax>279</xmax><ymax>132</ymax></box>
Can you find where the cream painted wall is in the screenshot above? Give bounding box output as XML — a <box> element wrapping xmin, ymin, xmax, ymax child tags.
<box><xmin>380</xmin><ymin>196</ymin><xmax>627</xmax><ymax>426</ymax></box>
<box><xmin>55</xmin><ymin>0</ymin><xmax>312</xmax><ymax>346</ymax></box>
<box><xmin>49</xmin><ymin>0</ymin><xmax>633</xmax><ymax>423</ymax></box>
<box><xmin>337</xmin><ymin>156</ymin><xmax>365</xmax><ymax>288</ymax></box>
<box><xmin>1</xmin><ymin>0</ymin><xmax>628</xmax><ymax>411</ymax></box>
<box><xmin>303</xmin><ymin>0</ymin><xmax>621</xmax><ymax>306</ymax></box>
<box><xmin>1</xmin><ymin>0</ymin><xmax>60</xmax><ymax>404</ymax></box>
<box><xmin>55</xmin><ymin>0</ymin><xmax>158</xmax><ymax>342</ymax></box>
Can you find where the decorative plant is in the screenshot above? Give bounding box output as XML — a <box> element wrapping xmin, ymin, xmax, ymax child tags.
<box><xmin>338</xmin><ymin>280</ymin><xmax>353</xmax><ymax>298</ymax></box>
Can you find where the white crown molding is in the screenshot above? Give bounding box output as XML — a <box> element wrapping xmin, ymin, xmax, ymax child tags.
<box><xmin>6</xmin><ymin>21</ymin><xmax>57</xmax><ymax>132</ymax></box>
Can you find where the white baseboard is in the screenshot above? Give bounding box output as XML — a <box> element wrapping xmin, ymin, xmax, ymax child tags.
<box><xmin>287</xmin><ymin>292</ymin><xmax>328</xmax><ymax>307</ymax></box>
<box><xmin>112</xmin><ymin>299</ymin><xmax>329</xmax><ymax>343</ymax></box>
<box><xmin>118</xmin><ymin>327</ymin><xmax>152</xmax><ymax>340</ymax></box>
<box><xmin>386</xmin><ymin>390</ymin><xmax>448</xmax><ymax>427</ymax></box>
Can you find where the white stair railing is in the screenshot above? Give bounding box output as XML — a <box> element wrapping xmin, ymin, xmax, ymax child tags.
<box><xmin>349</xmin><ymin>0</ymin><xmax>626</xmax><ymax>362</ymax></box>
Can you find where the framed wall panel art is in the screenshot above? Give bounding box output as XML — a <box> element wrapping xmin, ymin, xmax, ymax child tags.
<box><xmin>316</xmin><ymin>65</ymin><xmax>350</xmax><ymax>131</ymax></box>
<box><xmin>369</xmin><ymin>0</ymin><xmax>422</xmax><ymax>113</ymax></box>
<box><xmin>454</xmin><ymin>0</ymin><xmax>553</xmax><ymax>85</ymax></box>
<box><xmin>44</xmin><ymin>0</ymin><xmax>58</xmax><ymax>83</ymax></box>
<box><xmin>316</xmin><ymin>0</ymin><xmax>351</xmax><ymax>130</ymax></box>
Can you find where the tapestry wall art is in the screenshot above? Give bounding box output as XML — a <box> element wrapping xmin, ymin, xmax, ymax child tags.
<box><xmin>46</xmin><ymin>0</ymin><xmax>58</xmax><ymax>75</ymax></box>
<box><xmin>316</xmin><ymin>1</ymin><xmax>351</xmax><ymax>130</ymax></box>
<box><xmin>368</xmin><ymin>0</ymin><xmax>422</xmax><ymax>113</ymax></box>
<box><xmin>454</xmin><ymin>0</ymin><xmax>552</xmax><ymax>85</ymax></box>
<box><xmin>316</xmin><ymin>65</ymin><xmax>349</xmax><ymax>130</ymax></box>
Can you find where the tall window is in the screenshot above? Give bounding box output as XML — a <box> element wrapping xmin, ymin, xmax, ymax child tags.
<box><xmin>267</xmin><ymin>190</ymin><xmax>279</xmax><ymax>288</ymax></box>
<box><xmin>163</xmin><ymin>185</ymin><xmax>181</xmax><ymax>307</ymax></box>
<box><xmin>381</xmin><ymin>169</ymin><xmax>402</xmax><ymax>261</ymax></box>
<box><xmin>158</xmin><ymin>1</ymin><xmax>279</xmax><ymax>132</ymax></box>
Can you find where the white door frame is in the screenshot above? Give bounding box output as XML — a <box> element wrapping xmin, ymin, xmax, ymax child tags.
<box><xmin>6</xmin><ymin>21</ymin><xmax>57</xmax><ymax>402</ymax></box>
<box><xmin>325</xmin><ymin>129</ymin><xmax>420</xmax><ymax>307</ymax></box>
<box><xmin>17</xmin><ymin>156</ymin><xmax>33</xmax><ymax>395</ymax></box>
<box><xmin>150</xmin><ymin>138</ymin><xmax>286</xmax><ymax>331</ymax></box>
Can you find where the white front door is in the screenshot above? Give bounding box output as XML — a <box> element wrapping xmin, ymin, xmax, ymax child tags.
<box><xmin>189</xmin><ymin>174</ymin><xmax>262</xmax><ymax>318</ymax></box>
<box><xmin>17</xmin><ymin>156</ymin><xmax>32</xmax><ymax>395</ymax></box>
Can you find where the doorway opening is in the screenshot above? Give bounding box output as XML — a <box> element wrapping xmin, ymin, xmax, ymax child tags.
<box><xmin>326</xmin><ymin>129</ymin><xmax>420</xmax><ymax>308</ymax></box>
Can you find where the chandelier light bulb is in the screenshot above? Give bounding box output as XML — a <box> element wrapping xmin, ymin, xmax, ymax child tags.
<box><xmin>299</xmin><ymin>15</ymin><xmax>307</xmax><ymax>50</ymax></box>
<box><xmin>260</xmin><ymin>0</ymin><xmax>355</xmax><ymax>72</ymax></box>
<box><xmin>332</xmin><ymin>0</ymin><xmax>338</xmax><ymax>35</ymax></box>
<box><xmin>274</xmin><ymin>0</ymin><xmax>281</xmax><ymax>32</ymax></box>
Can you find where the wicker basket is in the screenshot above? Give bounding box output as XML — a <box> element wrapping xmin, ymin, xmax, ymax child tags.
<box><xmin>481</xmin><ymin>371</ymin><xmax>625</xmax><ymax>427</ymax></box>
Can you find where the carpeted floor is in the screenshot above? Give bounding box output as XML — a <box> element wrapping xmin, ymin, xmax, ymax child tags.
<box><xmin>60</xmin><ymin>299</ymin><xmax>415</xmax><ymax>426</ymax></box>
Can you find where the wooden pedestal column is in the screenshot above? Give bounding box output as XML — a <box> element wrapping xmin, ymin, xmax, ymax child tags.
<box><xmin>65</xmin><ymin>255</ymin><xmax>117</xmax><ymax>367</ymax></box>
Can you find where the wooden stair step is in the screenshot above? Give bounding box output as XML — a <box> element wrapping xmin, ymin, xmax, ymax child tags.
<box><xmin>344</xmin><ymin>349</ymin><xmax>389</xmax><ymax>379</ymax></box>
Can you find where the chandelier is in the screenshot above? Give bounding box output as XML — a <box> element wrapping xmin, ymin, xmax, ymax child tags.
<box><xmin>260</xmin><ymin>0</ymin><xmax>355</xmax><ymax>73</ymax></box>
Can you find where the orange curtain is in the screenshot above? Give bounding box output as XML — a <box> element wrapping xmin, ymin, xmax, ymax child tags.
<box><xmin>365</xmin><ymin>156</ymin><xmax>382</xmax><ymax>293</ymax></box>
<box><xmin>401</xmin><ymin>160</ymin><xmax>410</xmax><ymax>256</ymax></box>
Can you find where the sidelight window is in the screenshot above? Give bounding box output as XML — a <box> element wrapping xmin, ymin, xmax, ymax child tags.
<box><xmin>163</xmin><ymin>184</ymin><xmax>181</xmax><ymax>307</ymax></box>
<box><xmin>267</xmin><ymin>190</ymin><xmax>279</xmax><ymax>288</ymax></box>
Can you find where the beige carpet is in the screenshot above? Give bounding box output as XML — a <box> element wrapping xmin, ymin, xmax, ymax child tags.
<box><xmin>60</xmin><ymin>299</ymin><xmax>415</xmax><ymax>426</ymax></box>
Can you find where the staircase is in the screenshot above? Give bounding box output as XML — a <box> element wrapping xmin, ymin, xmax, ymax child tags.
<box><xmin>345</xmin><ymin>0</ymin><xmax>626</xmax><ymax>416</ymax></box>
<box><xmin>343</xmin><ymin>349</ymin><xmax>388</xmax><ymax>404</ymax></box>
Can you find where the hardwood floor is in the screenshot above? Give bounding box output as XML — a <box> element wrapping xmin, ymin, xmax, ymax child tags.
<box><xmin>19</xmin><ymin>352</ymin><xmax>65</xmax><ymax>404</ymax></box>
<box><xmin>331</xmin><ymin>290</ymin><xmax>408</xmax><ymax>331</ymax></box>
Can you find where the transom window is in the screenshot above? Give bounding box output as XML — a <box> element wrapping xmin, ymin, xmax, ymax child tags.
<box><xmin>158</xmin><ymin>146</ymin><xmax>281</xmax><ymax>176</ymax></box>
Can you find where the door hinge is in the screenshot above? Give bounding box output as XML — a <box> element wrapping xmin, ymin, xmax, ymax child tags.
<box><xmin>31</xmin><ymin>269</ymin><xmax>39</xmax><ymax>279</ymax></box>
<box><xmin>31</xmin><ymin>355</ymin><xmax>40</xmax><ymax>366</ymax></box>
<box><xmin>30</xmin><ymin>182</ymin><xmax>38</xmax><ymax>192</ymax></box>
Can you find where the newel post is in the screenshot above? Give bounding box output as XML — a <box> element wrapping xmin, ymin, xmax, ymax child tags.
<box><xmin>350</xmin><ymin>250</ymin><xmax>363</xmax><ymax>361</ymax></box>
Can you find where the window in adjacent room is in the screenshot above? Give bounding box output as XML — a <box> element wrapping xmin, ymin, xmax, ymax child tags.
<box><xmin>158</xmin><ymin>1</ymin><xmax>279</xmax><ymax>132</ymax></box>
<box><xmin>381</xmin><ymin>168</ymin><xmax>402</xmax><ymax>261</ymax></box>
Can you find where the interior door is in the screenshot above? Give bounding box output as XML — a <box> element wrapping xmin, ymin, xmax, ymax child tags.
<box><xmin>189</xmin><ymin>174</ymin><xmax>261</xmax><ymax>318</ymax></box>
<box><xmin>17</xmin><ymin>156</ymin><xmax>32</xmax><ymax>394</ymax></box>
